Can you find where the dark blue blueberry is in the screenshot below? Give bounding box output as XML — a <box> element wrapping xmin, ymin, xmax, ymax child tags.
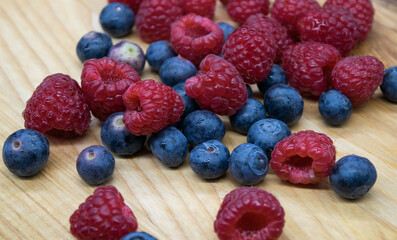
<box><xmin>121</xmin><ymin>232</ymin><xmax>158</xmax><ymax>240</ymax></box>
<box><xmin>150</xmin><ymin>127</ymin><xmax>188</xmax><ymax>168</ymax></box>
<box><xmin>2</xmin><ymin>129</ymin><xmax>49</xmax><ymax>177</ymax></box>
<box><xmin>380</xmin><ymin>66</ymin><xmax>397</xmax><ymax>103</ymax></box>
<box><xmin>246</xmin><ymin>84</ymin><xmax>253</xmax><ymax>98</ymax></box>
<box><xmin>263</xmin><ymin>84</ymin><xmax>304</xmax><ymax>126</ymax></box>
<box><xmin>159</xmin><ymin>57</ymin><xmax>197</xmax><ymax>86</ymax></box>
<box><xmin>229</xmin><ymin>98</ymin><xmax>267</xmax><ymax>134</ymax></box>
<box><xmin>182</xmin><ymin>110</ymin><xmax>226</xmax><ymax>145</ymax></box>
<box><xmin>319</xmin><ymin>90</ymin><xmax>353</xmax><ymax>126</ymax></box>
<box><xmin>247</xmin><ymin>119</ymin><xmax>291</xmax><ymax>160</ymax></box>
<box><xmin>257</xmin><ymin>64</ymin><xmax>287</xmax><ymax>94</ymax></box>
<box><xmin>146</xmin><ymin>41</ymin><xmax>177</xmax><ymax>72</ymax></box>
<box><xmin>330</xmin><ymin>155</ymin><xmax>377</xmax><ymax>199</ymax></box>
<box><xmin>108</xmin><ymin>41</ymin><xmax>145</xmax><ymax>74</ymax></box>
<box><xmin>100</xmin><ymin>3</ymin><xmax>135</xmax><ymax>38</ymax></box>
<box><xmin>76</xmin><ymin>31</ymin><xmax>113</xmax><ymax>63</ymax></box>
<box><xmin>189</xmin><ymin>140</ymin><xmax>230</xmax><ymax>179</ymax></box>
<box><xmin>217</xmin><ymin>22</ymin><xmax>235</xmax><ymax>43</ymax></box>
<box><xmin>76</xmin><ymin>145</ymin><xmax>115</xmax><ymax>185</ymax></box>
<box><xmin>100</xmin><ymin>112</ymin><xmax>146</xmax><ymax>156</ymax></box>
<box><xmin>172</xmin><ymin>82</ymin><xmax>199</xmax><ymax>118</ymax></box>
<box><xmin>229</xmin><ymin>143</ymin><xmax>268</xmax><ymax>185</ymax></box>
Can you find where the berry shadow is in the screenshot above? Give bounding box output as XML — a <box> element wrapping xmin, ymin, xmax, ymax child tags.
<box><xmin>278</xmin><ymin>178</ymin><xmax>331</xmax><ymax>190</ymax></box>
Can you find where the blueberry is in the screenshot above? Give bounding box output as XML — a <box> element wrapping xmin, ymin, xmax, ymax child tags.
<box><xmin>257</xmin><ymin>64</ymin><xmax>287</xmax><ymax>94</ymax></box>
<box><xmin>263</xmin><ymin>84</ymin><xmax>304</xmax><ymax>126</ymax></box>
<box><xmin>150</xmin><ymin>127</ymin><xmax>188</xmax><ymax>168</ymax></box>
<box><xmin>217</xmin><ymin>22</ymin><xmax>235</xmax><ymax>43</ymax></box>
<box><xmin>380</xmin><ymin>66</ymin><xmax>397</xmax><ymax>103</ymax></box>
<box><xmin>182</xmin><ymin>110</ymin><xmax>226</xmax><ymax>145</ymax></box>
<box><xmin>2</xmin><ymin>129</ymin><xmax>49</xmax><ymax>177</ymax></box>
<box><xmin>76</xmin><ymin>145</ymin><xmax>115</xmax><ymax>185</ymax></box>
<box><xmin>100</xmin><ymin>112</ymin><xmax>146</xmax><ymax>156</ymax></box>
<box><xmin>319</xmin><ymin>90</ymin><xmax>353</xmax><ymax>126</ymax></box>
<box><xmin>172</xmin><ymin>82</ymin><xmax>199</xmax><ymax>118</ymax></box>
<box><xmin>121</xmin><ymin>232</ymin><xmax>158</xmax><ymax>240</ymax></box>
<box><xmin>229</xmin><ymin>143</ymin><xmax>268</xmax><ymax>185</ymax></box>
<box><xmin>189</xmin><ymin>140</ymin><xmax>230</xmax><ymax>179</ymax></box>
<box><xmin>108</xmin><ymin>41</ymin><xmax>145</xmax><ymax>74</ymax></box>
<box><xmin>100</xmin><ymin>3</ymin><xmax>135</xmax><ymax>38</ymax></box>
<box><xmin>246</xmin><ymin>84</ymin><xmax>253</xmax><ymax>98</ymax></box>
<box><xmin>146</xmin><ymin>41</ymin><xmax>177</xmax><ymax>72</ymax></box>
<box><xmin>247</xmin><ymin>119</ymin><xmax>291</xmax><ymax>160</ymax></box>
<box><xmin>229</xmin><ymin>98</ymin><xmax>267</xmax><ymax>134</ymax></box>
<box><xmin>76</xmin><ymin>31</ymin><xmax>113</xmax><ymax>63</ymax></box>
<box><xmin>330</xmin><ymin>155</ymin><xmax>377</xmax><ymax>199</ymax></box>
<box><xmin>159</xmin><ymin>57</ymin><xmax>197</xmax><ymax>86</ymax></box>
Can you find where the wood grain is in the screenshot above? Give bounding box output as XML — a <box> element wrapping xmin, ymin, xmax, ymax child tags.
<box><xmin>0</xmin><ymin>0</ymin><xmax>396</xmax><ymax>239</ymax></box>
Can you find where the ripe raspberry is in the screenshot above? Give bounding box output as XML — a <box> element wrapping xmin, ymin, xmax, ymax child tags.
<box><xmin>223</xmin><ymin>27</ymin><xmax>276</xmax><ymax>84</ymax></box>
<box><xmin>23</xmin><ymin>74</ymin><xmax>90</xmax><ymax>138</ymax></box>
<box><xmin>122</xmin><ymin>79</ymin><xmax>184</xmax><ymax>135</ymax></box>
<box><xmin>136</xmin><ymin>0</ymin><xmax>183</xmax><ymax>43</ymax></box>
<box><xmin>282</xmin><ymin>42</ymin><xmax>341</xmax><ymax>97</ymax></box>
<box><xmin>170</xmin><ymin>14</ymin><xmax>224</xmax><ymax>66</ymax></box>
<box><xmin>70</xmin><ymin>186</ymin><xmax>138</xmax><ymax>240</ymax></box>
<box><xmin>270</xmin><ymin>0</ymin><xmax>321</xmax><ymax>39</ymax></box>
<box><xmin>181</xmin><ymin>0</ymin><xmax>216</xmax><ymax>19</ymax></box>
<box><xmin>226</xmin><ymin>0</ymin><xmax>270</xmax><ymax>24</ymax></box>
<box><xmin>243</xmin><ymin>14</ymin><xmax>293</xmax><ymax>63</ymax></box>
<box><xmin>185</xmin><ymin>54</ymin><xmax>247</xmax><ymax>116</ymax></box>
<box><xmin>297</xmin><ymin>6</ymin><xmax>360</xmax><ymax>55</ymax></box>
<box><xmin>324</xmin><ymin>0</ymin><xmax>374</xmax><ymax>41</ymax></box>
<box><xmin>331</xmin><ymin>56</ymin><xmax>384</xmax><ymax>106</ymax></box>
<box><xmin>108</xmin><ymin>0</ymin><xmax>142</xmax><ymax>14</ymax></box>
<box><xmin>220</xmin><ymin>0</ymin><xmax>228</xmax><ymax>5</ymax></box>
<box><xmin>271</xmin><ymin>130</ymin><xmax>336</xmax><ymax>184</ymax></box>
<box><xmin>81</xmin><ymin>57</ymin><xmax>141</xmax><ymax>121</ymax></box>
<box><xmin>214</xmin><ymin>187</ymin><xmax>285</xmax><ymax>240</ymax></box>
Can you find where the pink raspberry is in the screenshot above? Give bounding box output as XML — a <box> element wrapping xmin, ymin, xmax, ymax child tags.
<box><xmin>181</xmin><ymin>0</ymin><xmax>216</xmax><ymax>19</ymax></box>
<box><xmin>226</xmin><ymin>0</ymin><xmax>270</xmax><ymax>24</ymax></box>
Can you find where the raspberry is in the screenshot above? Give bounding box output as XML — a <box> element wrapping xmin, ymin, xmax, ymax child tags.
<box><xmin>81</xmin><ymin>57</ymin><xmax>141</xmax><ymax>121</ymax></box>
<box><xmin>181</xmin><ymin>0</ymin><xmax>216</xmax><ymax>19</ymax></box>
<box><xmin>282</xmin><ymin>42</ymin><xmax>341</xmax><ymax>97</ymax></box>
<box><xmin>271</xmin><ymin>130</ymin><xmax>336</xmax><ymax>184</ymax></box>
<box><xmin>220</xmin><ymin>0</ymin><xmax>228</xmax><ymax>5</ymax></box>
<box><xmin>108</xmin><ymin>0</ymin><xmax>142</xmax><ymax>14</ymax></box>
<box><xmin>331</xmin><ymin>56</ymin><xmax>384</xmax><ymax>106</ymax></box>
<box><xmin>122</xmin><ymin>79</ymin><xmax>184</xmax><ymax>135</ymax></box>
<box><xmin>270</xmin><ymin>0</ymin><xmax>321</xmax><ymax>39</ymax></box>
<box><xmin>136</xmin><ymin>0</ymin><xmax>183</xmax><ymax>43</ymax></box>
<box><xmin>243</xmin><ymin>14</ymin><xmax>293</xmax><ymax>62</ymax></box>
<box><xmin>223</xmin><ymin>27</ymin><xmax>276</xmax><ymax>84</ymax></box>
<box><xmin>214</xmin><ymin>187</ymin><xmax>285</xmax><ymax>240</ymax></box>
<box><xmin>324</xmin><ymin>0</ymin><xmax>374</xmax><ymax>41</ymax></box>
<box><xmin>226</xmin><ymin>0</ymin><xmax>270</xmax><ymax>24</ymax></box>
<box><xmin>297</xmin><ymin>6</ymin><xmax>360</xmax><ymax>55</ymax></box>
<box><xmin>23</xmin><ymin>74</ymin><xmax>90</xmax><ymax>138</ymax></box>
<box><xmin>184</xmin><ymin>54</ymin><xmax>247</xmax><ymax>116</ymax></box>
<box><xmin>170</xmin><ymin>14</ymin><xmax>224</xmax><ymax>66</ymax></box>
<box><xmin>70</xmin><ymin>186</ymin><xmax>138</xmax><ymax>240</ymax></box>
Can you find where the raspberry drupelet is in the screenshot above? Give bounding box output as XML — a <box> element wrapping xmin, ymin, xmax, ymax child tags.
<box><xmin>226</xmin><ymin>0</ymin><xmax>270</xmax><ymax>24</ymax></box>
<box><xmin>181</xmin><ymin>0</ymin><xmax>216</xmax><ymax>19</ymax></box>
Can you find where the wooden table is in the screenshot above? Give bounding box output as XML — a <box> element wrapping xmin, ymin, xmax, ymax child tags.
<box><xmin>0</xmin><ymin>0</ymin><xmax>396</xmax><ymax>239</ymax></box>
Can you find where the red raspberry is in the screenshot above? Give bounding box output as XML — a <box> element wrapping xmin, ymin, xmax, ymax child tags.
<box><xmin>108</xmin><ymin>0</ymin><xmax>142</xmax><ymax>14</ymax></box>
<box><xmin>270</xmin><ymin>0</ymin><xmax>321</xmax><ymax>39</ymax></box>
<box><xmin>23</xmin><ymin>74</ymin><xmax>90</xmax><ymax>138</ymax></box>
<box><xmin>324</xmin><ymin>0</ymin><xmax>374</xmax><ymax>41</ymax></box>
<box><xmin>136</xmin><ymin>0</ymin><xmax>183</xmax><ymax>43</ymax></box>
<box><xmin>70</xmin><ymin>186</ymin><xmax>138</xmax><ymax>240</ymax></box>
<box><xmin>220</xmin><ymin>0</ymin><xmax>228</xmax><ymax>5</ymax></box>
<box><xmin>271</xmin><ymin>130</ymin><xmax>336</xmax><ymax>184</ymax></box>
<box><xmin>214</xmin><ymin>187</ymin><xmax>285</xmax><ymax>240</ymax></box>
<box><xmin>282</xmin><ymin>42</ymin><xmax>341</xmax><ymax>97</ymax></box>
<box><xmin>223</xmin><ymin>27</ymin><xmax>276</xmax><ymax>84</ymax></box>
<box><xmin>170</xmin><ymin>14</ymin><xmax>224</xmax><ymax>66</ymax></box>
<box><xmin>185</xmin><ymin>54</ymin><xmax>247</xmax><ymax>116</ymax></box>
<box><xmin>81</xmin><ymin>57</ymin><xmax>141</xmax><ymax>121</ymax></box>
<box><xmin>226</xmin><ymin>0</ymin><xmax>270</xmax><ymax>24</ymax></box>
<box><xmin>122</xmin><ymin>79</ymin><xmax>184</xmax><ymax>135</ymax></box>
<box><xmin>243</xmin><ymin>14</ymin><xmax>293</xmax><ymax>63</ymax></box>
<box><xmin>331</xmin><ymin>56</ymin><xmax>384</xmax><ymax>106</ymax></box>
<box><xmin>297</xmin><ymin>6</ymin><xmax>360</xmax><ymax>55</ymax></box>
<box><xmin>181</xmin><ymin>0</ymin><xmax>216</xmax><ymax>19</ymax></box>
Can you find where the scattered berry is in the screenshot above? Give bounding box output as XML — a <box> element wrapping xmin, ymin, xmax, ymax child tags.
<box><xmin>257</xmin><ymin>64</ymin><xmax>287</xmax><ymax>95</ymax></box>
<box><xmin>172</xmin><ymin>82</ymin><xmax>199</xmax><ymax>118</ymax></box>
<box><xmin>185</xmin><ymin>54</ymin><xmax>247</xmax><ymax>116</ymax></box>
<box><xmin>381</xmin><ymin>66</ymin><xmax>397</xmax><ymax>103</ymax></box>
<box><xmin>121</xmin><ymin>232</ymin><xmax>158</xmax><ymax>240</ymax></box>
<box><xmin>271</xmin><ymin>130</ymin><xmax>336</xmax><ymax>184</ymax></box>
<box><xmin>319</xmin><ymin>90</ymin><xmax>353</xmax><ymax>126</ymax></box>
<box><xmin>108</xmin><ymin>0</ymin><xmax>142</xmax><ymax>14</ymax></box>
<box><xmin>108</xmin><ymin>41</ymin><xmax>146</xmax><ymax>75</ymax></box>
<box><xmin>23</xmin><ymin>73</ymin><xmax>91</xmax><ymax>137</ymax></box>
<box><xmin>181</xmin><ymin>0</ymin><xmax>216</xmax><ymax>19</ymax></box>
<box><xmin>159</xmin><ymin>57</ymin><xmax>198</xmax><ymax>86</ymax></box>
<box><xmin>100</xmin><ymin>3</ymin><xmax>135</xmax><ymax>38</ymax></box>
<box><xmin>70</xmin><ymin>186</ymin><xmax>138</xmax><ymax>240</ymax></box>
<box><xmin>217</xmin><ymin>22</ymin><xmax>235</xmax><ymax>43</ymax></box>
<box><xmin>214</xmin><ymin>187</ymin><xmax>285</xmax><ymax>240</ymax></box>
<box><xmin>146</xmin><ymin>41</ymin><xmax>177</xmax><ymax>72</ymax></box>
<box><xmin>76</xmin><ymin>31</ymin><xmax>113</xmax><ymax>63</ymax></box>
<box><xmin>226</xmin><ymin>0</ymin><xmax>270</xmax><ymax>24</ymax></box>
<box><xmin>229</xmin><ymin>98</ymin><xmax>267</xmax><ymax>134</ymax></box>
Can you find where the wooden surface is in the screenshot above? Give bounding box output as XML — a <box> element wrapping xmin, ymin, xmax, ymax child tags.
<box><xmin>0</xmin><ymin>0</ymin><xmax>396</xmax><ymax>239</ymax></box>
